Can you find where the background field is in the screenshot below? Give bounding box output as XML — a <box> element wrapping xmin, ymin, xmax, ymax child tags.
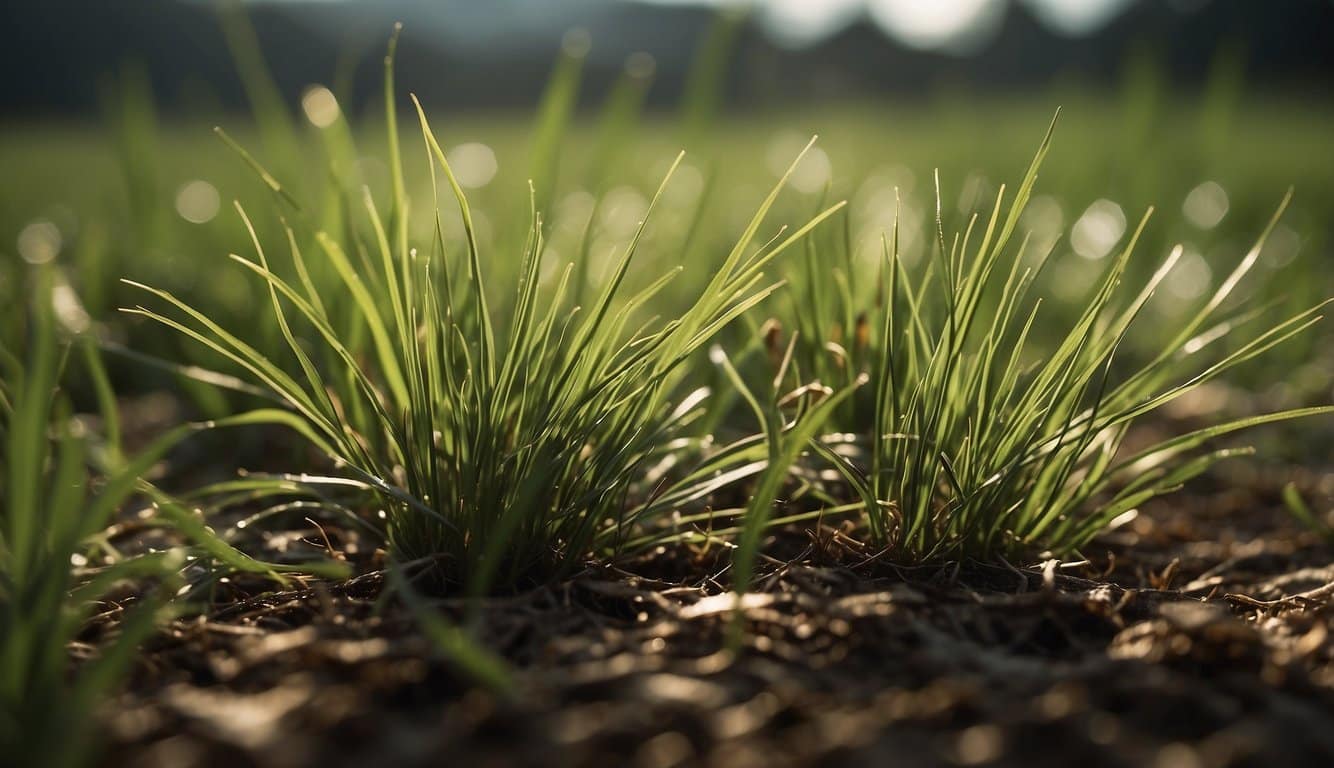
<box><xmin>6</xmin><ymin>94</ymin><xmax>1334</xmax><ymax>390</ymax></box>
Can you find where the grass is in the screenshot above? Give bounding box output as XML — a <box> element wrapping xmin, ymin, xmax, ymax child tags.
<box><xmin>120</xmin><ymin>36</ymin><xmax>1331</xmax><ymax>599</ymax></box>
<box><xmin>787</xmin><ymin>116</ymin><xmax>1331</xmax><ymax>561</ymax></box>
<box><xmin>0</xmin><ymin>19</ymin><xmax>1331</xmax><ymax>765</ymax></box>
<box><xmin>0</xmin><ymin>277</ymin><xmax>153</xmax><ymax>764</ymax></box>
<box><xmin>1</xmin><ymin>267</ymin><xmax>353</xmax><ymax>764</ymax></box>
<box><xmin>5</xmin><ymin>99</ymin><xmax>1334</xmax><ymax>404</ymax></box>
<box><xmin>1</xmin><ymin>268</ymin><xmax>168</xmax><ymax>768</ymax></box>
<box><xmin>125</xmin><ymin>39</ymin><xmax>843</xmax><ymax>593</ymax></box>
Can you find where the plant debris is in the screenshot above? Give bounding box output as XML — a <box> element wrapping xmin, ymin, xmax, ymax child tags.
<box><xmin>103</xmin><ymin>470</ymin><xmax>1334</xmax><ymax>768</ymax></box>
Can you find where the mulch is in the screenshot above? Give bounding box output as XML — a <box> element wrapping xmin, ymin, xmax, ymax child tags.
<box><xmin>95</xmin><ymin>459</ymin><xmax>1334</xmax><ymax>768</ymax></box>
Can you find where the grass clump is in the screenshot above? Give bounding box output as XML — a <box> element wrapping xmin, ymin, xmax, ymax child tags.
<box><xmin>126</xmin><ymin>37</ymin><xmax>843</xmax><ymax>592</ymax></box>
<box><xmin>789</xmin><ymin>116</ymin><xmax>1331</xmax><ymax>562</ymax></box>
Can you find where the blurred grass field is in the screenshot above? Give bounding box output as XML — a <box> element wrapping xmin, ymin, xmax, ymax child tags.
<box><xmin>4</xmin><ymin>90</ymin><xmax>1332</xmax><ymax>409</ymax></box>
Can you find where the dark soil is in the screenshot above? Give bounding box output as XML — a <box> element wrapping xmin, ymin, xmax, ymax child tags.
<box><xmin>96</xmin><ymin>459</ymin><xmax>1334</xmax><ymax>768</ymax></box>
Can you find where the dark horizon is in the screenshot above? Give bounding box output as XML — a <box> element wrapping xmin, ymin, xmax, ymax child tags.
<box><xmin>3</xmin><ymin>0</ymin><xmax>1333</xmax><ymax>121</ymax></box>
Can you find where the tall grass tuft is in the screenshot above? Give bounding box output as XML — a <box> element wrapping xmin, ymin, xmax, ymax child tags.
<box><xmin>125</xmin><ymin>37</ymin><xmax>843</xmax><ymax>592</ymax></box>
<box><xmin>792</xmin><ymin>116</ymin><xmax>1331</xmax><ymax>562</ymax></box>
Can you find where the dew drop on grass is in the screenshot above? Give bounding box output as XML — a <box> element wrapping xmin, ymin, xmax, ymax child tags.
<box><xmin>17</xmin><ymin>219</ymin><xmax>61</xmax><ymax>264</ymax></box>
<box><xmin>1182</xmin><ymin>180</ymin><xmax>1229</xmax><ymax>229</ymax></box>
<box><xmin>1070</xmin><ymin>198</ymin><xmax>1126</xmax><ymax>260</ymax></box>
<box><xmin>174</xmin><ymin>180</ymin><xmax>220</xmax><ymax>224</ymax></box>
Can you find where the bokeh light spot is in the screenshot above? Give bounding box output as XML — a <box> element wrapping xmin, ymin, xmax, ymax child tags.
<box><xmin>301</xmin><ymin>85</ymin><xmax>341</xmax><ymax>128</ymax></box>
<box><xmin>17</xmin><ymin>219</ymin><xmax>62</xmax><ymax>264</ymax></box>
<box><xmin>446</xmin><ymin>143</ymin><xmax>499</xmax><ymax>189</ymax></box>
<box><xmin>1182</xmin><ymin>180</ymin><xmax>1228</xmax><ymax>229</ymax></box>
<box><xmin>766</xmin><ymin>133</ymin><xmax>831</xmax><ymax>194</ymax></box>
<box><xmin>625</xmin><ymin>51</ymin><xmax>657</xmax><ymax>79</ymax></box>
<box><xmin>1071</xmin><ymin>198</ymin><xmax>1126</xmax><ymax>260</ymax></box>
<box><xmin>175</xmin><ymin>180</ymin><xmax>220</xmax><ymax>224</ymax></box>
<box><xmin>1166</xmin><ymin>246</ymin><xmax>1213</xmax><ymax>301</ymax></box>
<box><xmin>562</xmin><ymin>28</ymin><xmax>592</xmax><ymax>58</ymax></box>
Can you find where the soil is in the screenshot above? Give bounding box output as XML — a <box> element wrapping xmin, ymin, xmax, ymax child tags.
<box><xmin>93</xmin><ymin>454</ymin><xmax>1334</xmax><ymax>768</ymax></box>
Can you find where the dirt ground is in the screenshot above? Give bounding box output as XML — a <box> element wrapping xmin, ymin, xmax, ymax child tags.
<box><xmin>91</xmin><ymin>451</ymin><xmax>1334</xmax><ymax>768</ymax></box>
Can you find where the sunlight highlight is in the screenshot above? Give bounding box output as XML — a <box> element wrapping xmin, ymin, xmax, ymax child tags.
<box><xmin>301</xmin><ymin>85</ymin><xmax>341</xmax><ymax>128</ymax></box>
<box><xmin>1070</xmin><ymin>198</ymin><xmax>1126</xmax><ymax>260</ymax></box>
<box><xmin>16</xmin><ymin>219</ymin><xmax>61</xmax><ymax>264</ymax></box>
<box><xmin>1182</xmin><ymin>180</ymin><xmax>1229</xmax><ymax>230</ymax></box>
<box><xmin>445</xmin><ymin>143</ymin><xmax>499</xmax><ymax>189</ymax></box>
<box><xmin>175</xmin><ymin>180</ymin><xmax>221</xmax><ymax>224</ymax></box>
